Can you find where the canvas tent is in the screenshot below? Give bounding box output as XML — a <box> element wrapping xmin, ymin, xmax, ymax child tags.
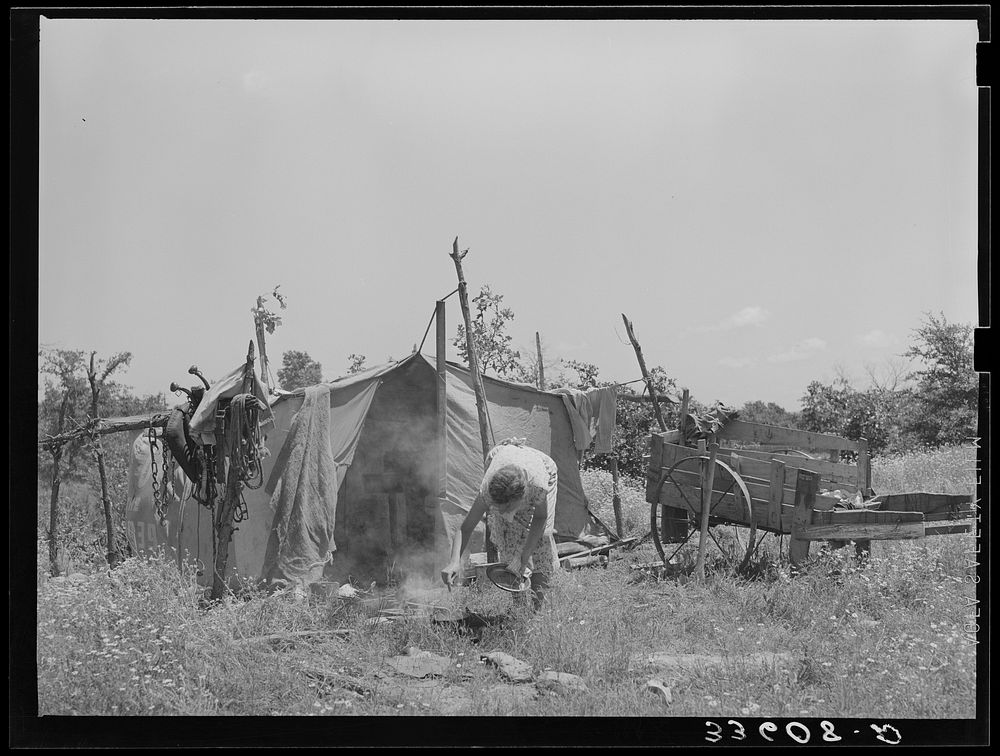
<box><xmin>126</xmin><ymin>352</ymin><xmax>598</xmax><ymax>588</ymax></box>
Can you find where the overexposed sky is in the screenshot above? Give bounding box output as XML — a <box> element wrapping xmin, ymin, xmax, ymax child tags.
<box><xmin>38</xmin><ymin>18</ymin><xmax>980</xmax><ymax>409</ymax></box>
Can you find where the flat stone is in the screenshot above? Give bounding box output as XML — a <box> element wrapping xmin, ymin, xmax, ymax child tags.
<box><xmin>67</xmin><ymin>573</ymin><xmax>87</xmax><ymax>582</ymax></box>
<box><xmin>535</xmin><ymin>671</ymin><xmax>588</xmax><ymax>695</ymax></box>
<box><xmin>482</xmin><ymin>651</ymin><xmax>534</xmax><ymax>683</ymax></box>
<box><xmin>385</xmin><ymin>648</ymin><xmax>453</xmax><ymax>679</ymax></box>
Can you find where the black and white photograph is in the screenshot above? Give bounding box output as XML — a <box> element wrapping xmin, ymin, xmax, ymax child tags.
<box><xmin>14</xmin><ymin>5</ymin><xmax>988</xmax><ymax>747</ymax></box>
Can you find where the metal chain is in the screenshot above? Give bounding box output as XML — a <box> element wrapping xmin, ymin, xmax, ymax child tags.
<box><xmin>148</xmin><ymin>427</ymin><xmax>164</xmax><ymax>524</ymax></box>
<box><xmin>161</xmin><ymin>440</ymin><xmax>173</xmax><ymax>504</ymax></box>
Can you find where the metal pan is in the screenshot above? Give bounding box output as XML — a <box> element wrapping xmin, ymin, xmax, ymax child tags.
<box><xmin>484</xmin><ymin>563</ymin><xmax>530</xmax><ymax>593</ymax></box>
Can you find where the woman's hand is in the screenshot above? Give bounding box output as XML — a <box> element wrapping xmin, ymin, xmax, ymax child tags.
<box><xmin>441</xmin><ymin>561</ymin><xmax>461</xmax><ymax>589</ymax></box>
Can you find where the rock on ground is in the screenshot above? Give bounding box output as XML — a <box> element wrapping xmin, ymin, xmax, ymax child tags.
<box><xmin>535</xmin><ymin>671</ymin><xmax>588</xmax><ymax>695</ymax></box>
<box><xmin>482</xmin><ymin>651</ymin><xmax>534</xmax><ymax>683</ymax></box>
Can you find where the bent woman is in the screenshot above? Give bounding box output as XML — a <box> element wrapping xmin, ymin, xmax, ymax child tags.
<box><xmin>441</xmin><ymin>439</ymin><xmax>558</xmax><ymax>610</ymax></box>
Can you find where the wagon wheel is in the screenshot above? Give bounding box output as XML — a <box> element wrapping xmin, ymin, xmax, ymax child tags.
<box><xmin>650</xmin><ymin>455</ymin><xmax>758</xmax><ymax>573</ymax></box>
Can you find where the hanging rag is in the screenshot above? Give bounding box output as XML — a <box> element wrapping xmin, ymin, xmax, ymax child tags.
<box><xmin>554</xmin><ymin>386</ymin><xmax>619</xmax><ymax>454</ymax></box>
<box><xmin>261</xmin><ymin>385</ymin><xmax>339</xmax><ymax>588</ymax></box>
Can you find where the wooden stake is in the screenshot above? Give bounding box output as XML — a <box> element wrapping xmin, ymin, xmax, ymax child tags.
<box><xmin>535</xmin><ymin>331</ymin><xmax>546</xmax><ymax>390</ymax></box>
<box><xmin>622</xmin><ymin>314</ymin><xmax>666</xmax><ymax>431</ymax></box>
<box><xmin>678</xmin><ymin>388</ymin><xmax>690</xmax><ymax>445</ymax></box>
<box><xmin>789</xmin><ymin>469</ymin><xmax>819</xmax><ymax>566</ymax></box>
<box><xmin>87</xmin><ymin>352</ymin><xmax>120</xmax><ymax>568</ymax></box>
<box><xmin>47</xmin><ymin>448</ymin><xmax>63</xmax><ymax>576</ymax></box>
<box><xmin>694</xmin><ymin>440</ymin><xmax>719</xmax><ymax>581</ymax></box>
<box><xmin>611</xmin><ymin>457</ymin><xmax>624</xmax><ymax>539</ymax></box>
<box><xmin>449</xmin><ymin>238</ymin><xmax>497</xmax><ymax>561</ymax></box>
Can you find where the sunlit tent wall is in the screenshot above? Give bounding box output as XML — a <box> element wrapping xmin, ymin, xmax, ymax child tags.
<box><xmin>126</xmin><ymin>353</ymin><xmax>593</xmax><ymax>587</ymax></box>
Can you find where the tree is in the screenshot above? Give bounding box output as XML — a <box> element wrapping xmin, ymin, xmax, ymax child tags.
<box><xmin>902</xmin><ymin>311</ymin><xmax>978</xmax><ymax>446</ymax></box>
<box><xmin>561</xmin><ymin>359</ymin><xmax>602</xmax><ymax>390</ymax></box>
<box><xmin>566</xmin><ymin>361</ymin><xmax>682</xmax><ymax>479</ymax></box>
<box><xmin>347</xmin><ymin>353</ymin><xmax>368</xmax><ymax>374</ymax></box>
<box><xmin>799</xmin><ymin>377</ymin><xmax>854</xmax><ymax>437</ymax></box>
<box><xmin>39</xmin><ymin>348</ymin><xmax>88</xmax><ymax>575</ymax></box>
<box><xmin>277</xmin><ymin>350</ymin><xmax>323</xmax><ymax>390</ymax></box>
<box><xmin>86</xmin><ymin>350</ymin><xmax>133</xmax><ymax>567</ymax></box>
<box><xmin>739</xmin><ymin>400</ymin><xmax>800</xmax><ymax>428</ymax></box>
<box><xmin>453</xmin><ymin>284</ymin><xmax>521</xmax><ymax>378</ymax></box>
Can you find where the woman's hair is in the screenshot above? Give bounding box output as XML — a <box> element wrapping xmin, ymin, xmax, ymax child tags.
<box><xmin>487</xmin><ymin>464</ymin><xmax>527</xmax><ymax>505</ymax></box>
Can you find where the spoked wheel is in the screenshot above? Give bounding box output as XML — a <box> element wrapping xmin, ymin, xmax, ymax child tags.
<box><xmin>650</xmin><ymin>455</ymin><xmax>760</xmax><ymax>573</ymax></box>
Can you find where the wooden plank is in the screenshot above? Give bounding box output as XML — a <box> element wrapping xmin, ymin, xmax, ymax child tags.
<box><xmin>768</xmin><ymin>459</ymin><xmax>785</xmax><ymax>532</ymax></box>
<box><xmin>796</xmin><ymin>521</ymin><xmax>925</xmax><ymax>541</ymax></box>
<box><xmin>720</xmin><ymin>448</ymin><xmax>859</xmax><ymax>487</ymax></box>
<box><xmin>872</xmin><ymin>492</ymin><xmax>974</xmax><ymax>514</ymax></box>
<box><xmin>811</xmin><ymin>509</ymin><xmax>924</xmax><ymax>526</ymax></box>
<box><xmin>717</xmin><ymin>420</ymin><xmax>859</xmax><ymax>453</ymax></box>
<box><xmin>924</xmin><ymin>523</ymin><xmax>974</xmax><ymax>536</ymax></box>
<box><xmin>720</xmin><ymin>453</ymin><xmax>856</xmax><ymax>501</ymax></box>
<box><xmin>665</xmin><ymin>464</ymin><xmax>839</xmax><ymax>512</ymax></box>
<box><xmin>924</xmin><ymin>510</ymin><xmax>975</xmax><ymax>522</ymax></box>
<box><xmin>857</xmin><ymin>438</ymin><xmax>872</xmax><ymax>493</ymax></box>
<box><xmin>657</xmin><ymin>480</ymin><xmax>774</xmax><ymax>529</ymax></box>
<box><xmin>789</xmin><ymin>469</ymin><xmax>819</xmax><ymax>565</ymax></box>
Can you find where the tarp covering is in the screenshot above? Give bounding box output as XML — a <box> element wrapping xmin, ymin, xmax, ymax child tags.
<box><xmin>260</xmin><ymin>380</ymin><xmax>380</xmax><ymax>587</ymax></box>
<box><xmin>128</xmin><ymin>352</ymin><xmax>594</xmax><ymax>587</ymax></box>
<box><xmin>443</xmin><ymin>362</ymin><xmax>590</xmax><ymax>538</ymax></box>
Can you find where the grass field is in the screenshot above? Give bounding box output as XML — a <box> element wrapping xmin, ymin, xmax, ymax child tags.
<box><xmin>36</xmin><ymin>445</ymin><xmax>981</xmax><ymax>718</ymax></box>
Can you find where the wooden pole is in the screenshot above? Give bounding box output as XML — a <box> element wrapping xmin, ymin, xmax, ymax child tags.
<box><xmin>789</xmin><ymin>469</ymin><xmax>819</xmax><ymax>567</ymax></box>
<box><xmin>47</xmin><ymin>448</ymin><xmax>63</xmax><ymax>576</ymax></box>
<box><xmin>678</xmin><ymin>389</ymin><xmax>690</xmax><ymax>445</ymax></box>
<box><xmin>621</xmin><ymin>314</ymin><xmax>666</xmax><ymax>432</ymax></box>
<box><xmin>211</xmin><ymin>340</ymin><xmax>256</xmax><ymax>600</ymax></box>
<box><xmin>254</xmin><ymin>296</ymin><xmax>272</xmax><ymax>395</ymax></box>
<box><xmin>449</xmin><ymin>237</ymin><xmax>497</xmax><ymax>561</ymax></box>
<box><xmin>535</xmin><ymin>332</ymin><xmax>546</xmax><ymax>390</ymax></box>
<box><xmin>87</xmin><ymin>352</ymin><xmax>120</xmax><ymax>568</ymax></box>
<box><xmin>694</xmin><ymin>440</ymin><xmax>719</xmax><ymax>582</ymax></box>
<box><xmin>436</xmin><ymin>300</ymin><xmax>448</xmax><ymax>504</ymax></box>
<box><xmin>38</xmin><ymin>414</ymin><xmax>169</xmax><ymax>450</ymax></box>
<box><xmin>610</xmin><ymin>457</ymin><xmax>624</xmax><ymax>539</ymax></box>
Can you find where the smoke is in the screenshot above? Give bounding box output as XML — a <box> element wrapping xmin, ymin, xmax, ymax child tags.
<box><xmin>325</xmin><ymin>363</ymin><xmax>452</xmax><ymax>590</ymax></box>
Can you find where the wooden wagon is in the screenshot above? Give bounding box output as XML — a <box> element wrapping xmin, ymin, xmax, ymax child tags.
<box><xmin>644</xmin><ymin>419</ymin><xmax>975</xmax><ymax>570</ymax></box>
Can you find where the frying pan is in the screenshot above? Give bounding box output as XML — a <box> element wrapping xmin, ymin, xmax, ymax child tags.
<box><xmin>484</xmin><ymin>562</ymin><xmax>531</xmax><ymax>593</ymax></box>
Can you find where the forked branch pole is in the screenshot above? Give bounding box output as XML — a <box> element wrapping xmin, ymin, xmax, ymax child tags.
<box><xmin>621</xmin><ymin>313</ymin><xmax>667</xmax><ymax>431</ymax></box>
<box><xmin>450</xmin><ymin>238</ymin><xmax>493</xmax><ymax>465</ymax></box>
<box><xmin>449</xmin><ymin>237</ymin><xmax>497</xmax><ymax>561</ymax></box>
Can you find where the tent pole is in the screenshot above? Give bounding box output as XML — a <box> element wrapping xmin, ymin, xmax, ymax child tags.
<box><xmin>436</xmin><ymin>299</ymin><xmax>448</xmax><ymax>505</ymax></box>
<box><xmin>449</xmin><ymin>237</ymin><xmax>498</xmax><ymax>563</ymax></box>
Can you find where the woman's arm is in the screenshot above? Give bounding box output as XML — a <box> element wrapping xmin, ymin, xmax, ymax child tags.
<box><xmin>441</xmin><ymin>492</ymin><xmax>488</xmax><ymax>586</ymax></box>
